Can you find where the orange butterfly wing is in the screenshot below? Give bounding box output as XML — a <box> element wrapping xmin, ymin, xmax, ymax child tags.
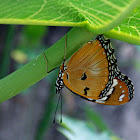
<box><xmin>61</xmin><ymin>35</ymin><xmax>134</xmax><ymax>105</ymax></box>
<box><xmin>63</xmin><ymin>39</ymin><xmax>110</xmax><ymax>100</ymax></box>
<box><xmin>94</xmin><ymin>77</ymin><xmax>133</xmax><ymax>105</ymax></box>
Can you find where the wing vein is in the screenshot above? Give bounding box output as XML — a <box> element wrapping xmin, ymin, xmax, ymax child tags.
<box><xmin>88</xmin><ymin>66</ymin><xmax>108</xmax><ymax>71</ymax></box>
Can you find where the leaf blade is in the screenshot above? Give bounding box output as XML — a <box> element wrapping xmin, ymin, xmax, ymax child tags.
<box><xmin>0</xmin><ymin>0</ymin><xmax>139</xmax><ymax>34</ymax></box>
<box><xmin>106</xmin><ymin>5</ymin><xmax>140</xmax><ymax>44</ymax></box>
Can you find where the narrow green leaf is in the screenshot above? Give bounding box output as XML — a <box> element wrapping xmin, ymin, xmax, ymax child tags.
<box><xmin>0</xmin><ymin>27</ymin><xmax>95</xmax><ymax>103</ymax></box>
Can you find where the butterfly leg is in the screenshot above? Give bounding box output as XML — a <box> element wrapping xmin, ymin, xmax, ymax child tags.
<box><xmin>43</xmin><ymin>52</ymin><xmax>59</xmax><ymax>73</ymax></box>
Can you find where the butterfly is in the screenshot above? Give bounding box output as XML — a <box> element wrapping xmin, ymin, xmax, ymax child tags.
<box><xmin>43</xmin><ymin>35</ymin><xmax>134</xmax><ymax>105</ymax></box>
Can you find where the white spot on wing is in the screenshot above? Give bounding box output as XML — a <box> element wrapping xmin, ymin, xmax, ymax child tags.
<box><xmin>111</xmin><ymin>79</ymin><xmax>118</xmax><ymax>88</ymax></box>
<box><xmin>100</xmin><ymin>96</ymin><xmax>108</xmax><ymax>101</ymax></box>
<box><xmin>96</xmin><ymin>100</ymin><xmax>105</xmax><ymax>103</ymax></box>
<box><xmin>122</xmin><ymin>90</ymin><xmax>124</xmax><ymax>93</ymax></box>
<box><xmin>88</xmin><ymin>41</ymin><xmax>92</xmax><ymax>43</ymax></box>
<box><xmin>96</xmin><ymin>96</ymin><xmax>108</xmax><ymax>103</ymax></box>
<box><xmin>119</xmin><ymin>94</ymin><xmax>125</xmax><ymax>101</ymax></box>
<box><xmin>106</xmin><ymin>88</ymin><xmax>114</xmax><ymax>96</ymax></box>
<box><xmin>87</xmin><ymin>98</ymin><xmax>93</xmax><ymax>101</ymax></box>
<box><xmin>106</xmin><ymin>79</ymin><xmax>118</xmax><ymax>96</ymax></box>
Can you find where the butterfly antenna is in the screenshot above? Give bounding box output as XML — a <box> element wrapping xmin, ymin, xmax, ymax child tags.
<box><xmin>53</xmin><ymin>93</ymin><xmax>61</xmax><ymax>123</ymax></box>
<box><xmin>60</xmin><ymin>91</ymin><xmax>63</xmax><ymax>123</ymax></box>
<box><xmin>64</xmin><ymin>35</ymin><xmax>67</xmax><ymax>61</ymax></box>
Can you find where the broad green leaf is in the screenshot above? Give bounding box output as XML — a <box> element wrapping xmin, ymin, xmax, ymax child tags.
<box><xmin>106</xmin><ymin>6</ymin><xmax>140</xmax><ymax>45</ymax></box>
<box><xmin>0</xmin><ymin>0</ymin><xmax>139</xmax><ymax>44</ymax></box>
<box><xmin>57</xmin><ymin>115</ymin><xmax>120</xmax><ymax>140</ymax></box>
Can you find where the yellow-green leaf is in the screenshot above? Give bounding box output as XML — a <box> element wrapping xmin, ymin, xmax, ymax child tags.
<box><xmin>0</xmin><ymin>0</ymin><xmax>139</xmax><ymax>35</ymax></box>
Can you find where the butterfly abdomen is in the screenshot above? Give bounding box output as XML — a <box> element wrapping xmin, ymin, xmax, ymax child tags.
<box><xmin>55</xmin><ymin>63</ymin><xmax>66</xmax><ymax>93</ymax></box>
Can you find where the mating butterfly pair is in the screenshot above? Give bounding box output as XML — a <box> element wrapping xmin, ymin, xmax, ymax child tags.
<box><xmin>44</xmin><ymin>35</ymin><xmax>134</xmax><ymax>105</ymax></box>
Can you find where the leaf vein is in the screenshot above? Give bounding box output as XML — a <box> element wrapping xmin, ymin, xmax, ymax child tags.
<box><xmin>26</xmin><ymin>0</ymin><xmax>47</xmax><ymax>19</ymax></box>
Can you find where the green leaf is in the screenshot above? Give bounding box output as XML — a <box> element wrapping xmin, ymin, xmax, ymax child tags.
<box><xmin>106</xmin><ymin>5</ymin><xmax>140</xmax><ymax>45</ymax></box>
<box><xmin>0</xmin><ymin>0</ymin><xmax>139</xmax><ymax>35</ymax></box>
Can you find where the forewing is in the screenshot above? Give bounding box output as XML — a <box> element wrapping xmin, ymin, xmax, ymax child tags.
<box><xmin>63</xmin><ymin>35</ymin><xmax>134</xmax><ymax>105</ymax></box>
<box><xmin>63</xmin><ymin>39</ymin><xmax>110</xmax><ymax>100</ymax></box>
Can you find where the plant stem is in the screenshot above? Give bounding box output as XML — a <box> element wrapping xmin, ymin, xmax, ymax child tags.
<box><xmin>0</xmin><ymin>27</ymin><xmax>95</xmax><ymax>103</ymax></box>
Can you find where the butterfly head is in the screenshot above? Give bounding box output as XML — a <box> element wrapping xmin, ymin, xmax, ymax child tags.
<box><xmin>55</xmin><ymin>62</ymin><xmax>67</xmax><ymax>94</ymax></box>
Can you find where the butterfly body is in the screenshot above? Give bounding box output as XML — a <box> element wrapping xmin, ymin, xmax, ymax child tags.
<box><xmin>55</xmin><ymin>35</ymin><xmax>134</xmax><ymax>105</ymax></box>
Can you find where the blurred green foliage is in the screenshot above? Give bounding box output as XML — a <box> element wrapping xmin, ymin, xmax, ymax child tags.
<box><xmin>10</xmin><ymin>25</ymin><xmax>48</xmax><ymax>95</ymax></box>
<box><xmin>12</xmin><ymin>25</ymin><xmax>48</xmax><ymax>64</ymax></box>
<box><xmin>23</xmin><ymin>25</ymin><xmax>47</xmax><ymax>47</ymax></box>
<box><xmin>57</xmin><ymin>111</ymin><xmax>121</xmax><ymax>140</ymax></box>
<box><xmin>0</xmin><ymin>26</ymin><xmax>16</xmax><ymax>79</ymax></box>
